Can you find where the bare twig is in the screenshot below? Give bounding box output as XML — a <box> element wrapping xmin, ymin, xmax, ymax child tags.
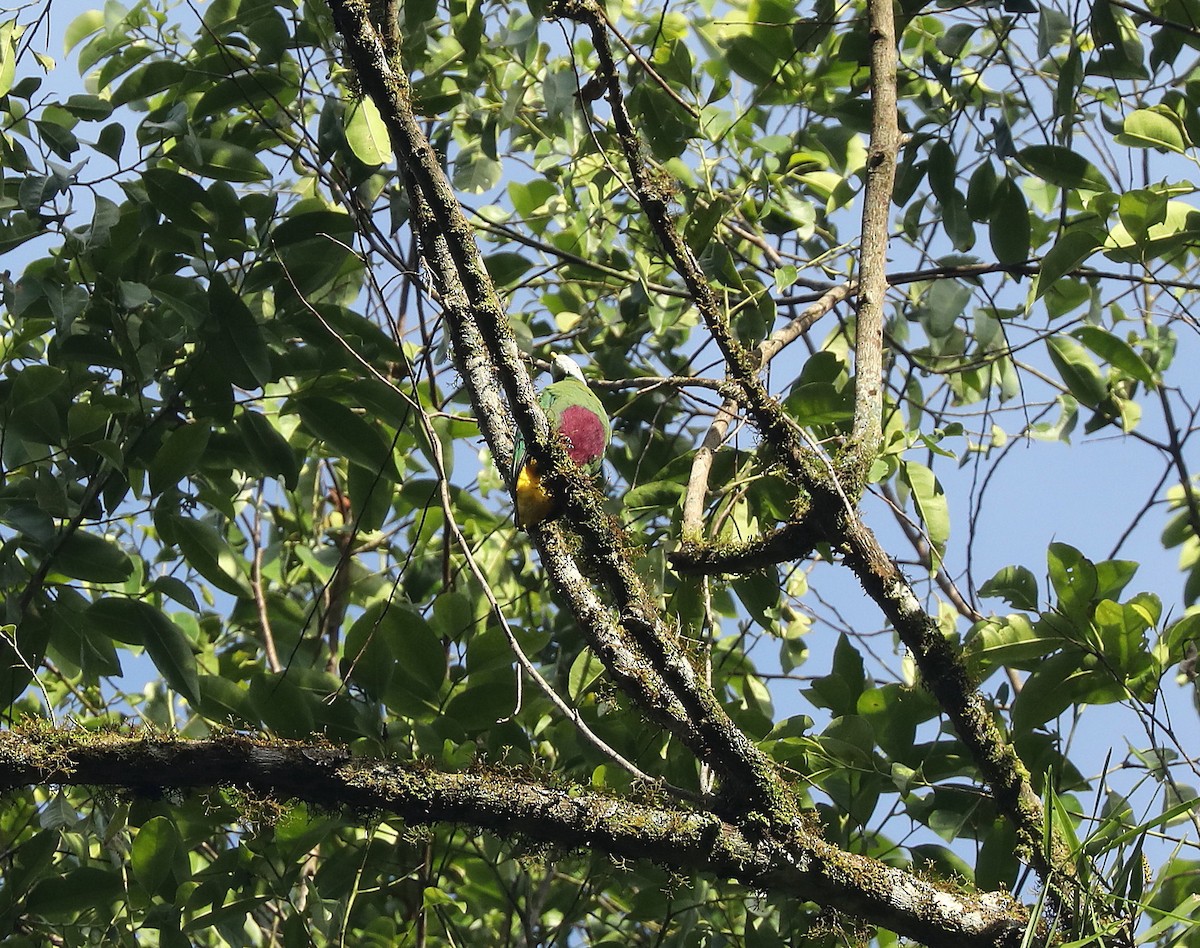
<box><xmin>248</xmin><ymin>497</ymin><xmax>283</xmax><ymax>673</ymax></box>
<box><xmin>848</xmin><ymin>0</ymin><xmax>900</xmax><ymax>463</ymax></box>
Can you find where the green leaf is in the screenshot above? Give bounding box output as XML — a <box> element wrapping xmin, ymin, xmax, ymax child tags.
<box><xmin>26</xmin><ymin>867</ymin><xmax>123</xmax><ymax>917</ymax></box>
<box><xmin>169</xmin><ymin>515</ymin><xmax>252</xmax><ymax>598</ymax></box>
<box><xmin>624</xmin><ymin>480</ymin><xmax>685</xmax><ymax>510</ymax></box>
<box><xmin>1104</xmin><ymin>198</ymin><xmax>1200</xmax><ymax>262</ymax></box>
<box><xmin>443</xmin><ymin>669</ymin><xmax>517</xmax><ymax>732</ymax></box>
<box><xmin>1072</xmin><ymin>326</ymin><xmax>1156</xmax><ymax>385</ymax></box>
<box><xmin>1116</xmin><ymin>188</ymin><xmax>1168</xmax><ymax>245</ymax></box>
<box><xmin>1012</xmin><ymin>650</ymin><xmax>1125</xmax><ymax>731</ymax></box>
<box><xmin>344</xmin><ymin>96</ymin><xmax>392</xmax><ymax>166</ymax></box>
<box><xmin>167</xmin><ymin>137</ymin><xmax>271</xmax><ymax>182</ymax></box>
<box><xmin>1048</xmin><ymin>542</ymin><xmax>1098</xmax><ymax>621</ymax></box>
<box><xmin>143</xmin><ymin>168</ymin><xmax>217</xmax><ymax>234</ymax></box>
<box><xmin>272</xmin><ymin>209</ymin><xmax>356</xmax><ymax>246</ymax></box>
<box><xmin>0</xmin><ymin>22</ymin><xmax>19</xmax><ymax>100</ymax></box>
<box><xmin>453</xmin><ymin>141</ymin><xmax>502</xmax><ymax>193</ymax></box>
<box><xmin>193</xmin><ymin>70</ymin><xmax>294</xmax><ymax>119</ymax></box>
<box><xmin>806</xmin><ymin>635</ymin><xmax>865</xmax><ymax>716</ymax></box>
<box><xmin>96</xmin><ymin>122</ymin><xmax>124</xmax><ymax>161</ymax></box>
<box><xmin>900</xmin><ymin>460</ymin><xmax>949</xmax><ymax>562</ymax></box>
<box><xmin>131</xmin><ymin>816</ymin><xmax>181</xmax><ymax>896</ymax></box>
<box><xmin>111</xmin><ymin>61</ymin><xmax>188</xmax><ymax>106</ymax></box>
<box><xmin>988</xmin><ymin>178</ymin><xmax>1031</xmax><ymax>265</ymax></box>
<box><xmin>1117</xmin><ymin>108</ymin><xmax>1188</xmax><ymax>153</ymax></box>
<box><xmin>785</xmin><ymin>382</ymin><xmax>854</xmax><ymax>425</ymax></box>
<box><xmin>1017</xmin><ymin>145</ymin><xmax>1112</xmax><ymax>192</ymax></box>
<box><xmin>50</xmin><ymin>530</ymin><xmax>133</xmax><ymax>583</ymax></box>
<box><xmin>197</xmin><ymin>674</ymin><xmax>257</xmax><ymax>724</ymax></box>
<box><xmin>346</xmin><ymin>460</ymin><xmax>392</xmax><ymax>533</ymax></box>
<box><xmin>85</xmin><ymin>598</ymin><xmax>200</xmax><ymax>703</ymax></box>
<box><xmin>383</xmin><ymin>604</ymin><xmax>447</xmax><ymax>709</ymax></box>
<box><xmin>238</xmin><ymin>409</ymin><xmax>300</xmax><ymax>490</ymax></box>
<box><xmin>149</xmin><ymin>422</ymin><xmax>211</xmax><ymax>495</ymax></box>
<box><xmin>484</xmin><ymin>252</ymin><xmax>533</xmax><ymax>288</ymax></box>
<box><xmin>60</xmin><ymin>93</ymin><xmax>111</xmax><ymax>122</ymax></box>
<box><xmin>734</xmin><ymin>570</ymin><xmax>780</xmax><ymax>630</ymax></box>
<box><xmin>209</xmin><ymin>275</ymin><xmax>271</xmax><ymax>388</ymax></box>
<box><xmin>927</xmin><ymin>140</ymin><xmax>957</xmax><ymax>203</ymax></box>
<box><xmin>1092</xmin><ymin>598</ymin><xmax>1151</xmax><ymax>677</ymax></box>
<box><xmin>141</xmin><ymin>616</ymin><xmax>202</xmax><ymax>706</ymax></box>
<box><xmin>148</xmin><ymin>575</ymin><xmax>200</xmax><ymax>612</ymax></box>
<box><xmin>0</xmin><ymin>613</ymin><xmax>52</xmax><ymax>707</ymax></box>
<box><xmin>965</xmin><ymin>614</ymin><xmax>1059</xmax><ymax>677</ymax></box>
<box><xmin>294</xmin><ymin>396</ymin><xmax>401</xmax><ymax>482</ymax></box>
<box><xmin>965</xmin><ymin>160</ymin><xmax>998</xmax><ymax>221</ymax></box>
<box><xmin>568</xmin><ymin>648</ymin><xmax>605</xmax><ymax>700</ymax></box>
<box><xmin>922</xmin><ymin>278</ymin><xmax>971</xmax><ymax>338</ymax></box>
<box><xmin>342</xmin><ymin>605</ymin><xmax>397</xmax><ymax>700</ymax></box>
<box><xmin>64</xmin><ymin>10</ymin><xmax>105</xmax><ymax>54</ymax></box>
<box><xmin>1094</xmin><ymin>558</ymin><xmax>1139</xmax><ymax>601</ymax></box>
<box><xmin>1046</xmin><ymin>335</ymin><xmax>1106</xmax><ymax>406</ymax></box>
<box><xmin>249</xmin><ymin>673</ymin><xmax>316</xmax><ymax>738</ymax></box>
<box><xmin>431</xmin><ymin>591</ymin><xmax>475</xmax><ymax>642</ymax></box>
<box><xmin>979</xmin><ymin>565</ymin><xmax>1039</xmax><ymax>611</ymax></box>
<box><xmin>940</xmin><ymin>189</ymin><xmax>974</xmax><ymax>251</ymax></box>
<box><xmin>273</xmin><ymin>803</ymin><xmax>338</xmax><ymax>861</ymax></box>
<box><xmin>1032</xmin><ymin>229</ymin><xmax>1102</xmax><ymax>301</ymax></box>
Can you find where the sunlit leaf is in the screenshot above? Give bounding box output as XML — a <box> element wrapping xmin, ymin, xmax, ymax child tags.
<box><xmin>344</xmin><ymin>95</ymin><xmax>392</xmax><ymax>166</ymax></box>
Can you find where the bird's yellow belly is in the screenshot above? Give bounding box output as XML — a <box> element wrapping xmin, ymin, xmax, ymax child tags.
<box><xmin>516</xmin><ymin>459</ymin><xmax>556</xmax><ymax>527</ymax></box>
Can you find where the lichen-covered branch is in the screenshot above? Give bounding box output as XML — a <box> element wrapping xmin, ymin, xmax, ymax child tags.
<box><xmin>671</xmin><ymin>519</ymin><xmax>824</xmax><ymax>575</ymax></box>
<box><xmin>327</xmin><ymin>0</ymin><xmax>798</xmax><ymax>820</ymax></box>
<box><xmin>0</xmin><ymin>728</ymin><xmax>1029</xmax><ymax>948</ymax></box>
<box><xmin>546</xmin><ymin>0</ymin><xmax>1071</xmax><ymax>902</ymax></box>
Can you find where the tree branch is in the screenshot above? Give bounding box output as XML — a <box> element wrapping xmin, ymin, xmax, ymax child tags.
<box><xmin>680</xmin><ymin>285</ymin><xmax>849</xmax><ymax>547</ymax></box>
<box><xmin>0</xmin><ymin>729</ymin><xmax>1030</xmax><ymax>948</ymax></box>
<box><xmin>327</xmin><ymin>0</ymin><xmax>800</xmax><ymax>821</ymax></box>
<box><xmin>545</xmin><ymin>0</ymin><xmax>1071</xmax><ymax>901</ymax></box>
<box><xmin>848</xmin><ymin>0</ymin><xmax>900</xmax><ymax>464</ymax></box>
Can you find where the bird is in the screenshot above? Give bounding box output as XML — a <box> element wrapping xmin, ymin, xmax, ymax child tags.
<box><xmin>514</xmin><ymin>354</ymin><xmax>611</xmax><ymax>528</ymax></box>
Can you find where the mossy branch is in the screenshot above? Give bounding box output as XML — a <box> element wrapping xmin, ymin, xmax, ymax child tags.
<box><xmin>326</xmin><ymin>0</ymin><xmax>800</xmax><ymax>820</ymax></box>
<box><xmin>0</xmin><ymin>727</ymin><xmax>1030</xmax><ymax>948</ymax></box>
<box><xmin>547</xmin><ymin>0</ymin><xmax>1073</xmax><ymax>903</ymax></box>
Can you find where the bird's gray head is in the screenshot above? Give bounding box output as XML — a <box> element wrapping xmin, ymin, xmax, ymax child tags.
<box><xmin>550</xmin><ymin>354</ymin><xmax>586</xmax><ymax>383</ymax></box>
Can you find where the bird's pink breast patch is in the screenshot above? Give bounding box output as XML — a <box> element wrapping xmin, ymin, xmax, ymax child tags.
<box><xmin>557</xmin><ymin>405</ymin><xmax>606</xmax><ymax>464</ymax></box>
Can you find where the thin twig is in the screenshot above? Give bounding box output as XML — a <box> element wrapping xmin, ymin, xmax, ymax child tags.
<box><xmin>248</xmin><ymin>496</ymin><xmax>283</xmax><ymax>673</ymax></box>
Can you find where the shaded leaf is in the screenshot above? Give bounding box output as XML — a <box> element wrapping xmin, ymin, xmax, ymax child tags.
<box><xmin>1017</xmin><ymin>145</ymin><xmax>1111</xmax><ymax>191</ymax></box>
<box><xmin>131</xmin><ymin>816</ymin><xmax>181</xmax><ymax>895</ymax></box>
<box><xmin>50</xmin><ymin>530</ymin><xmax>133</xmax><ymax>583</ymax></box>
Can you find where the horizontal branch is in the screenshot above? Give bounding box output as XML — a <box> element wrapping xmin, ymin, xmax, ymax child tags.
<box><xmin>0</xmin><ymin>729</ymin><xmax>1029</xmax><ymax>948</ymax></box>
<box><xmin>671</xmin><ymin>519</ymin><xmax>824</xmax><ymax>574</ymax></box>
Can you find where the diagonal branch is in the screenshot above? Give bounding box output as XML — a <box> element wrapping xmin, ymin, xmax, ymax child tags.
<box><xmin>327</xmin><ymin>0</ymin><xmax>799</xmax><ymax>820</ymax></box>
<box><xmin>548</xmin><ymin>0</ymin><xmax>1071</xmax><ymax>900</ymax></box>
<box><xmin>680</xmin><ymin>285</ymin><xmax>850</xmax><ymax>546</ymax></box>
